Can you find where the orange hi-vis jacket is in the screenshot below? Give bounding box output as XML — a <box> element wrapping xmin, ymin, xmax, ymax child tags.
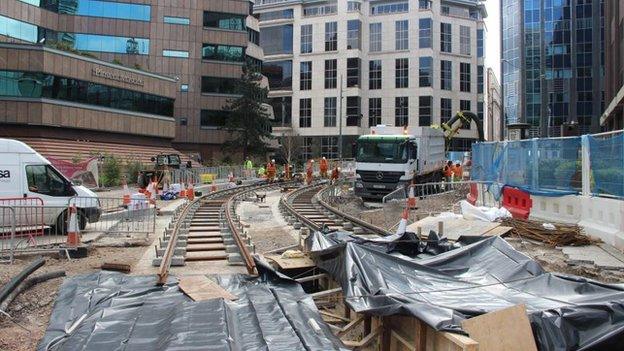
<box><xmin>319</xmin><ymin>158</ymin><xmax>329</xmax><ymax>172</ymax></box>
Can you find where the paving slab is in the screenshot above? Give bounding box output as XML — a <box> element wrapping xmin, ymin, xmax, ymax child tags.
<box><xmin>562</xmin><ymin>245</ymin><xmax>624</xmax><ymax>270</ymax></box>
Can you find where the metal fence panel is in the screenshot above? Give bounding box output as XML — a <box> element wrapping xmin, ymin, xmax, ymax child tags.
<box><xmin>69</xmin><ymin>196</ymin><xmax>156</xmax><ymax>237</ymax></box>
<box><xmin>0</xmin><ymin>206</ymin><xmax>16</xmax><ymax>263</ymax></box>
<box><xmin>588</xmin><ymin>132</ymin><xmax>624</xmax><ymax>197</ymax></box>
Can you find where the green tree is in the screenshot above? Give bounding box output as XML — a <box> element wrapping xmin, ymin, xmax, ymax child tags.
<box><xmin>223</xmin><ymin>65</ymin><xmax>273</xmax><ymax>159</ymax></box>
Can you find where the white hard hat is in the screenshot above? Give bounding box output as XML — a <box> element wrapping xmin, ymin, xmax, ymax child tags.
<box><xmin>311</xmin><ymin>159</ymin><xmax>315</xmax><ymax>162</ymax></box>
<box><xmin>322</xmin><ymin>157</ymin><xmax>326</xmax><ymax>160</ymax></box>
<box><xmin>271</xmin><ymin>159</ymin><xmax>275</xmax><ymax>162</ymax></box>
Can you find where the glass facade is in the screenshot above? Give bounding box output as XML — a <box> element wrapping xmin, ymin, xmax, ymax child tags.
<box><xmin>325</xmin><ymin>22</ymin><xmax>337</xmax><ymax>51</ymax></box>
<box><xmin>346</xmin><ymin>96</ymin><xmax>360</xmax><ymax>126</ymax></box>
<box><xmin>346</xmin><ymin>58</ymin><xmax>360</xmax><ymax>87</ymax></box>
<box><xmin>0</xmin><ymin>15</ymin><xmax>38</xmax><ymax>43</ymax></box>
<box><xmin>0</xmin><ymin>70</ymin><xmax>173</xmax><ymax>117</ymax></box>
<box><xmin>202</xmin><ymin>43</ymin><xmax>245</xmax><ymax>62</ymax></box>
<box><xmin>258</xmin><ymin>10</ymin><xmax>293</xmax><ymax>21</ymax></box>
<box><xmin>369</xmin><ymin>60</ymin><xmax>382</xmax><ymax>90</ymax></box>
<box><xmin>419</xmin><ymin>96</ymin><xmax>432</xmax><ymax>126</ymax></box>
<box><xmin>67</xmin><ymin>34</ymin><xmax>149</xmax><ymax>55</ymax></box>
<box><xmin>419</xmin><ymin>57</ymin><xmax>432</xmax><ymax>87</ymax></box>
<box><xmin>262</xmin><ymin>60</ymin><xmax>292</xmax><ymax>90</ymax></box>
<box><xmin>347</xmin><ymin>20</ymin><xmax>361</xmax><ymax>50</ymax></box>
<box><xmin>460</xmin><ymin>62</ymin><xmax>471</xmax><ymax>92</ymax></box>
<box><xmin>201</xmin><ymin>76</ymin><xmax>239</xmax><ymax>95</ymax></box>
<box><xmin>324</xmin><ymin>59</ymin><xmax>337</xmax><ymax>89</ymax></box>
<box><xmin>269</xmin><ymin>96</ymin><xmax>292</xmax><ymax>126</ymax></box>
<box><xmin>441</xmin><ymin>98</ymin><xmax>452</xmax><ymax>124</ymax></box>
<box><xmin>300</xmin><ymin>61</ymin><xmax>312</xmax><ymax>90</ymax></box>
<box><xmin>441</xmin><ymin>22</ymin><xmax>452</xmax><ymax>53</ymax></box>
<box><xmin>395</xmin><ymin>20</ymin><xmax>408</xmax><ymax>50</ymax></box>
<box><xmin>203</xmin><ymin>12</ymin><xmax>246</xmax><ymax>31</ymax></box>
<box><xmin>395</xmin><ymin>96</ymin><xmax>408</xmax><ymax>126</ymax></box>
<box><xmin>369</xmin><ymin>97</ymin><xmax>381</xmax><ymax>126</ymax></box>
<box><xmin>371</xmin><ymin>2</ymin><xmax>408</xmax><ymax>15</ymax></box>
<box><xmin>33</xmin><ymin>0</ymin><xmax>151</xmax><ymax>21</ymax></box>
<box><xmin>324</xmin><ymin>97</ymin><xmax>336</xmax><ymax>127</ymax></box>
<box><xmin>164</xmin><ymin>16</ymin><xmax>190</xmax><ymax>25</ymax></box>
<box><xmin>260</xmin><ymin>25</ymin><xmax>293</xmax><ymax>55</ymax></box>
<box><xmin>301</xmin><ymin>24</ymin><xmax>312</xmax><ymax>53</ymax></box>
<box><xmin>369</xmin><ymin>23</ymin><xmax>382</xmax><ymax>52</ymax></box>
<box><xmin>163</xmin><ymin>50</ymin><xmax>189</xmax><ymax>58</ymax></box>
<box><xmin>419</xmin><ymin>18</ymin><xmax>432</xmax><ymax>48</ymax></box>
<box><xmin>299</xmin><ymin>98</ymin><xmax>311</xmax><ymax>127</ymax></box>
<box><xmin>441</xmin><ymin>60</ymin><xmax>452</xmax><ymax>90</ymax></box>
<box><xmin>395</xmin><ymin>58</ymin><xmax>408</xmax><ymax>88</ymax></box>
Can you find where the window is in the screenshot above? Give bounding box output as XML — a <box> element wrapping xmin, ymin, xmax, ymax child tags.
<box><xmin>300</xmin><ymin>61</ymin><xmax>312</xmax><ymax>90</ymax></box>
<box><xmin>321</xmin><ymin>137</ymin><xmax>338</xmax><ymax>159</ymax></box>
<box><xmin>203</xmin><ymin>12</ymin><xmax>246</xmax><ymax>31</ymax></box>
<box><xmin>441</xmin><ymin>60</ymin><xmax>452</xmax><ymax>90</ymax></box>
<box><xmin>202</xmin><ymin>43</ymin><xmax>245</xmax><ymax>62</ymax></box>
<box><xmin>395</xmin><ymin>58</ymin><xmax>408</xmax><ymax>88</ymax></box>
<box><xmin>324</xmin><ymin>59</ymin><xmax>337</xmax><ymax>89</ymax></box>
<box><xmin>346</xmin><ymin>96</ymin><xmax>361</xmax><ymax>126</ymax></box>
<box><xmin>460</xmin><ymin>62</ymin><xmax>471</xmax><ymax>92</ymax></box>
<box><xmin>26</xmin><ymin>165</ymin><xmax>71</xmax><ymax>196</ymax></box>
<box><xmin>369</xmin><ymin>60</ymin><xmax>382</xmax><ymax>90</ymax></box>
<box><xmin>395</xmin><ymin>97</ymin><xmax>408</xmax><ymax>126</ymax></box>
<box><xmin>325</xmin><ymin>22</ymin><xmax>337</xmax><ymax>51</ymax></box>
<box><xmin>348</xmin><ymin>1</ymin><xmax>361</xmax><ymax>12</ymax></box>
<box><xmin>419</xmin><ymin>18</ymin><xmax>432</xmax><ymax>48</ymax></box>
<box><xmin>371</xmin><ymin>2</ymin><xmax>408</xmax><ymax>15</ymax></box>
<box><xmin>477</xmin><ymin>29</ymin><xmax>484</xmax><ymax>58</ymax></box>
<box><xmin>369</xmin><ymin>23</ymin><xmax>382</xmax><ymax>52</ymax></box>
<box><xmin>299</xmin><ymin>98</ymin><xmax>311</xmax><ymax>128</ymax></box>
<box><xmin>419</xmin><ymin>0</ymin><xmax>431</xmax><ymax>9</ymax></box>
<box><xmin>164</xmin><ymin>16</ymin><xmax>190</xmax><ymax>25</ymax></box>
<box><xmin>477</xmin><ymin>65</ymin><xmax>484</xmax><ymax>94</ymax></box>
<box><xmin>395</xmin><ymin>20</ymin><xmax>408</xmax><ymax>50</ymax></box>
<box><xmin>460</xmin><ymin>25</ymin><xmax>470</xmax><ymax>55</ymax></box>
<box><xmin>163</xmin><ymin>50</ymin><xmax>189</xmax><ymax>58</ymax></box>
<box><xmin>369</xmin><ymin>98</ymin><xmax>381</xmax><ymax>126</ymax></box>
<box><xmin>301</xmin><ymin>24</ymin><xmax>312</xmax><ymax>53</ymax></box>
<box><xmin>0</xmin><ymin>15</ymin><xmax>38</xmax><ymax>43</ymax></box>
<box><xmin>248</xmin><ymin>28</ymin><xmax>260</xmax><ymax>45</ymax></box>
<box><xmin>347</xmin><ymin>58</ymin><xmax>361</xmax><ymax>87</ymax></box>
<box><xmin>477</xmin><ymin>101</ymin><xmax>484</xmax><ymax>123</ymax></box>
<box><xmin>347</xmin><ymin>20</ymin><xmax>361</xmax><ymax>49</ymax></box>
<box><xmin>71</xmin><ymin>34</ymin><xmax>150</xmax><ymax>55</ymax></box>
<box><xmin>180</xmin><ymin>84</ymin><xmax>189</xmax><ymax>92</ymax></box>
<box><xmin>179</xmin><ymin>117</ymin><xmax>187</xmax><ymax>126</ymax></box>
<box><xmin>262</xmin><ymin>60</ymin><xmax>292</xmax><ymax>90</ymax></box>
<box><xmin>269</xmin><ymin>96</ymin><xmax>292</xmax><ymax>126</ymax></box>
<box><xmin>260</xmin><ymin>25</ymin><xmax>293</xmax><ymax>55</ymax></box>
<box><xmin>301</xmin><ymin>137</ymin><xmax>312</xmax><ymax>161</ymax></box>
<box><xmin>419</xmin><ymin>96</ymin><xmax>432</xmax><ymax>126</ymax></box>
<box><xmin>324</xmin><ymin>97</ymin><xmax>337</xmax><ymax>127</ymax></box>
<box><xmin>441</xmin><ymin>98</ymin><xmax>452</xmax><ymax>124</ymax></box>
<box><xmin>53</xmin><ymin>0</ymin><xmax>151</xmax><ymax>21</ymax></box>
<box><xmin>419</xmin><ymin>57</ymin><xmax>432</xmax><ymax>87</ymax></box>
<box><xmin>460</xmin><ymin>100</ymin><xmax>471</xmax><ymax>129</ymax></box>
<box><xmin>201</xmin><ymin>110</ymin><xmax>228</xmax><ymax>128</ymax></box>
<box><xmin>201</xmin><ymin>77</ymin><xmax>239</xmax><ymax>94</ymax></box>
<box><xmin>258</xmin><ymin>9</ymin><xmax>293</xmax><ymax>20</ymax></box>
<box><xmin>441</xmin><ymin>23</ymin><xmax>452</xmax><ymax>53</ymax></box>
<box><xmin>303</xmin><ymin>4</ymin><xmax>337</xmax><ymax>17</ymax></box>
<box><xmin>0</xmin><ymin>70</ymin><xmax>174</xmax><ymax>117</ymax></box>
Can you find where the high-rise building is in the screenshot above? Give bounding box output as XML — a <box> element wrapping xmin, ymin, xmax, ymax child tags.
<box><xmin>485</xmin><ymin>67</ymin><xmax>503</xmax><ymax>141</ymax></box>
<box><xmin>255</xmin><ymin>0</ymin><xmax>487</xmax><ymax>158</ymax></box>
<box><xmin>602</xmin><ymin>0</ymin><xmax>624</xmax><ymax>131</ymax></box>
<box><xmin>501</xmin><ymin>0</ymin><xmax>604</xmax><ymax>137</ymax></box>
<box><xmin>0</xmin><ymin>0</ymin><xmax>262</xmax><ymax>162</ymax></box>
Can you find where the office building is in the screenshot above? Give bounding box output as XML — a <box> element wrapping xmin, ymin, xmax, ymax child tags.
<box><xmin>602</xmin><ymin>0</ymin><xmax>624</xmax><ymax>131</ymax></box>
<box><xmin>0</xmin><ymin>0</ymin><xmax>261</xmax><ymax>162</ymax></box>
<box><xmin>255</xmin><ymin>0</ymin><xmax>487</xmax><ymax>157</ymax></box>
<box><xmin>485</xmin><ymin>67</ymin><xmax>502</xmax><ymax>140</ymax></box>
<box><xmin>501</xmin><ymin>0</ymin><xmax>604</xmax><ymax>137</ymax></box>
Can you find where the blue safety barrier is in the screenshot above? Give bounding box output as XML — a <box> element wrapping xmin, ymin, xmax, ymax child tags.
<box><xmin>588</xmin><ymin>133</ymin><xmax>624</xmax><ymax>198</ymax></box>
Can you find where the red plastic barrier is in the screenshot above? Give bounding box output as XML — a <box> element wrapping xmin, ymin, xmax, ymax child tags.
<box><xmin>502</xmin><ymin>187</ymin><xmax>532</xmax><ymax>219</ymax></box>
<box><xmin>466</xmin><ymin>183</ymin><xmax>478</xmax><ymax>205</ymax></box>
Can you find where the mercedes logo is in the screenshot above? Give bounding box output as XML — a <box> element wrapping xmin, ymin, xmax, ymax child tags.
<box><xmin>375</xmin><ymin>171</ymin><xmax>384</xmax><ymax>180</ymax></box>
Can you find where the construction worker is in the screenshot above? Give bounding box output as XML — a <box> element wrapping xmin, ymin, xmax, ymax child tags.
<box><xmin>266</xmin><ymin>159</ymin><xmax>277</xmax><ymax>182</ymax></box>
<box><xmin>330</xmin><ymin>166</ymin><xmax>340</xmax><ymax>184</ymax></box>
<box><xmin>244</xmin><ymin>157</ymin><xmax>253</xmax><ymax>178</ymax></box>
<box><xmin>306</xmin><ymin>159</ymin><xmax>315</xmax><ymax>185</ymax></box>
<box><xmin>257</xmin><ymin>165</ymin><xmax>266</xmax><ymax>178</ymax></box>
<box><xmin>443</xmin><ymin>160</ymin><xmax>454</xmax><ymax>182</ymax></box>
<box><xmin>284</xmin><ymin>163</ymin><xmax>291</xmax><ymax>180</ymax></box>
<box><xmin>453</xmin><ymin>161</ymin><xmax>463</xmax><ymax>181</ymax></box>
<box><xmin>319</xmin><ymin>157</ymin><xmax>329</xmax><ymax>178</ymax></box>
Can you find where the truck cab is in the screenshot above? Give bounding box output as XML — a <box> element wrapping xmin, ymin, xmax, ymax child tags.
<box><xmin>354</xmin><ymin>126</ymin><xmax>444</xmax><ymax>200</ymax></box>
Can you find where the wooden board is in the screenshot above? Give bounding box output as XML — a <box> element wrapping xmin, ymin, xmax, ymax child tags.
<box><xmin>461</xmin><ymin>304</ymin><xmax>538</xmax><ymax>351</ymax></box>
<box><xmin>264</xmin><ymin>253</ymin><xmax>316</xmax><ymax>269</ymax></box>
<box><xmin>407</xmin><ymin>216</ymin><xmax>500</xmax><ymax>240</ymax></box>
<box><xmin>482</xmin><ymin>226</ymin><xmax>513</xmax><ymax>237</ymax></box>
<box><xmin>178</xmin><ymin>276</ymin><xmax>237</xmax><ymax>301</ymax></box>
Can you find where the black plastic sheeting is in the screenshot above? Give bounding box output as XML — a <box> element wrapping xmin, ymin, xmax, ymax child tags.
<box><xmin>38</xmin><ymin>260</ymin><xmax>348</xmax><ymax>351</ymax></box>
<box><xmin>307</xmin><ymin>231</ymin><xmax>624</xmax><ymax>351</ymax></box>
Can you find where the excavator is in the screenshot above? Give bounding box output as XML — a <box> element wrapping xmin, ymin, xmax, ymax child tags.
<box><xmin>436</xmin><ymin>110</ymin><xmax>485</xmax><ymax>150</ymax></box>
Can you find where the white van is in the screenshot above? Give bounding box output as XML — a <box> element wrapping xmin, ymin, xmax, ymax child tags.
<box><xmin>0</xmin><ymin>139</ymin><xmax>101</xmax><ymax>232</ymax></box>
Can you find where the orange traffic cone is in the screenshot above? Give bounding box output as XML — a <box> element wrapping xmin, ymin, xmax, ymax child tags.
<box><xmin>407</xmin><ymin>183</ymin><xmax>417</xmax><ymax>209</ymax></box>
<box><xmin>66</xmin><ymin>205</ymin><xmax>81</xmax><ymax>247</ymax></box>
<box><xmin>395</xmin><ymin>207</ymin><xmax>409</xmax><ymax>235</ymax></box>
<box><xmin>122</xmin><ymin>179</ymin><xmax>131</xmax><ymax>207</ymax></box>
<box><xmin>187</xmin><ymin>183</ymin><xmax>195</xmax><ymax>201</ymax></box>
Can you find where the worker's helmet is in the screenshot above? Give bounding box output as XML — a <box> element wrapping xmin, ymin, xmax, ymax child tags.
<box><xmin>271</xmin><ymin>159</ymin><xmax>275</xmax><ymax>163</ymax></box>
<box><xmin>337</xmin><ymin>167</ymin><xmax>341</xmax><ymax>171</ymax></box>
<box><xmin>322</xmin><ymin>157</ymin><xmax>326</xmax><ymax>160</ymax></box>
<box><xmin>311</xmin><ymin>159</ymin><xmax>315</xmax><ymax>163</ymax></box>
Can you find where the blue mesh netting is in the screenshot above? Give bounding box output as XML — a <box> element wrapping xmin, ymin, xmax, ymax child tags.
<box><xmin>588</xmin><ymin>133</ymin><xmax>624</xmax><ymax>197</ymax></box>
<box><xmin>471</xmin><ymin>137</ymin><xmax>582</xmax><ymax>196</ymax></box>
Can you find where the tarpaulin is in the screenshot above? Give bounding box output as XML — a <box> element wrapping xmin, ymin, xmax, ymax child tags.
<box><xmin>38</xmin><ymin>259</ymin><xmax>347</xmax><ymax>351</ymax></box>
<box><xmin>307</xmin><ymin>231</ymin><xmax>624</xmax><ymax>351</ymax></box>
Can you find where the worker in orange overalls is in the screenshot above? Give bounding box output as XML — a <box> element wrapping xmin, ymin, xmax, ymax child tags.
<box><xmin>319</xmin><ymin>157</ymin><xmax>329</xmax><ymax>178</ymax></box>
<box><xmin>266</xmin><ymin>159</ymin><xmax>277</xmax><ymax>182</ymax></box>
<box><xmin>453</xmin><ymin>161</ymin><xmax>463</xmax><ymax>181</ymax></box>
<box><xmin>284</xmin><ymin>163</ymin><xmax>291</xmax><ymax>180</ymax></box>
<box><xmin>306</xmin><ymin>159</ymin><xmax>315</xmax><ymax>185</ymax></box>
<box><xmin>330</xmin><ymin>166</ymin><xmax>340</xmax><ymax>184</ymax></box>
<box><xmin>443</xmin><ymin>160</ymin><xmax>454</xmax><ymax>182</ymax></box>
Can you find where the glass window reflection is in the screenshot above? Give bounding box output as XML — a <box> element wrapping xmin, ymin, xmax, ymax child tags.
<box><xmin>52</xmin><ymin>0</ymin><xmax>151</xmax><ymax>21</ymax></box>
<box><xmin>203</xmin><ymin>12</ymin><xmax>246</xmax><ymax>31</ymax></box>
<box><xmin>202</xmin><ymin>44</ymin><xmax>245</xmax><ymax>62</ymax></box>
<box><xmin>66</xmin><ymin>33</ymin><xmax>149</xmax><ymax>55</ymax></box>
<box><xmin>0</xmin><ymin>15</ymin><xmax>38</xmax><ymax>43</ymax></box>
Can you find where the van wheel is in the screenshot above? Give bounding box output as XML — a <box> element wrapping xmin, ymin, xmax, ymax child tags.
<box><xmin>55</xmin><ymin>210</ymin><xmax>87</xmax><ymax>235</ymax></box>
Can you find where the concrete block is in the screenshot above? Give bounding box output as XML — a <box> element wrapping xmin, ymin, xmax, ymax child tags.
<box><xmin>562</xmin><ymin>245</ymin><xmax>624</xmax><ymax>270</ymax></box>
<box><xmin>343</xmin><ymin>222</ymin><xmax>354</xmax><ymax>230</ymax></box>
<box><xmin>228</xmin><ymin>253</ymin><xmax>243</xmax><ymax>264</ymax></box>
<box><xmin>156</xmin><ymin>247</ymin><xmax>186</xmax><ymax>256</ymax></box>
<box><xmin>225</xmin><ymin>245</ymin><xmax>239</xmax><ymax>253</ymax></box>
<box><xmin>352</xmin><ymin>226</ymin><xmax>364</xmax><ymax>234</ymax></box>
<box><xmin>293</xmin><ymin>222</ymin><xmax>302</xmax><ymax>229</ymax></box>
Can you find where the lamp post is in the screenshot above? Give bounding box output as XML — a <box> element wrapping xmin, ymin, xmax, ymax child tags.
<box><xmin>338</xmin><ymin>74</ymin><xmax>344</xmax><ymax>161</ymax></box>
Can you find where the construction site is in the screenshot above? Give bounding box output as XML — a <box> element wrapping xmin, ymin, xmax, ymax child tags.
<box><xmin>0</xmin><ymin>127</ymin><xmax>623</xmax><ymax>351</ymax></box>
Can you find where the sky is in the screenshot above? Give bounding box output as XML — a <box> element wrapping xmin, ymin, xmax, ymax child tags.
<box><xmin>484</xmin><ymin>0</ymin><xmax>501</xmax><ymax>81</ymax></box>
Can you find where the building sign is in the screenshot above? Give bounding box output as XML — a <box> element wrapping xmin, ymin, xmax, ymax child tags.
<box><xmin>48</xmin><ymin>157</ymin><xmax>100</xmax><ymax>188</ymax></box>
<box><xmin>92</xmin><ymin>67</ymin><xmax>144</xmax><ymax>87</ymax></box>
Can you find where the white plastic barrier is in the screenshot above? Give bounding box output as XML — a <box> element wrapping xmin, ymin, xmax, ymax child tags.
<box><xmin>578</xmin><ymin>196</ymin><xmax>624</xmax><ymax>250</ymax></box>
<box><xmin>529</xmin><ymin>195</ymin><xmax>581</xmax><ymax>225</ymax></box>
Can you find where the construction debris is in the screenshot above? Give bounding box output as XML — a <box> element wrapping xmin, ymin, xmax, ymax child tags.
<box><xmin>502</xmin><ymin>217</ymin><xmax>594</xmax><ymax>246</ymax></box>
<box><xmin>100</xmin><ymin>262</ymin><xmax>131</xmax><ymax>273</ymax></box>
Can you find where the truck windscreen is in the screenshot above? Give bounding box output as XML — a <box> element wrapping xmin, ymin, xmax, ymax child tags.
<box><xmin>356</xmin><ymin>140</ymin><xmax>407</xmax><ymax>163</ymax></box>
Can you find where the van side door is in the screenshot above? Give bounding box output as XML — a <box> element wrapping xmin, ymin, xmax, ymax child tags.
<box><xmin>24</xmin><ymin>164</ymin><xmax>75</xmax><ymax>227</ymax></box>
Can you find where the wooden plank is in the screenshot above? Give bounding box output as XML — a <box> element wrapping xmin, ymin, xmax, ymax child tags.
<box><xmin>407</xmin><ymin>216</ymin><xmax>500</xmax><ymax>240</ymax></box>
<box><xmin>264</xmin><ymin>253</ymin><xmax>316</xmax><ymax>269</ymax></box>
<box><xmin>178</xmin><ymin>276</ymin><xmax>238</xmax><ymax>301</ymax></box>
<box><xmin>482</xmin><ymin>226</ymin><xmax>513</xmax><ymax>237</ymax></box>
<box><xmin>461</xmin><ymin>304</ymin><xmax>538</xmax><ymax>351</ymax></box>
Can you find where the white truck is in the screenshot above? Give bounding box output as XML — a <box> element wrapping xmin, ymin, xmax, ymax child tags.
<box><xmin>0</xmin><ymin>139</ymin><xmax>101</xmax><ymax>232</ymax></box>
<box><xmin>354</xmin><ymin>126</ymin><xmax>445</xmax><ymax>200</ymax></box>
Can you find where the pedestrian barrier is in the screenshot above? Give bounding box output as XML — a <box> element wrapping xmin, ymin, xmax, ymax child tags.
<box><xmin>502</xmin><ymin>187</ymin><xmax>532</xmax><ymax>219</ymax></box>
<box><xmin>0</xmin><ymin>206</ymin><xmax>16</xmax><ymax>263</ymax></box>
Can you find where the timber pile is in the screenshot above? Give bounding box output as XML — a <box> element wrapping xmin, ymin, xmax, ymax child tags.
<box><xmin>501</xmin><ymin>218</ymin><xmax>594</xmax><ymax>247</ymax></box>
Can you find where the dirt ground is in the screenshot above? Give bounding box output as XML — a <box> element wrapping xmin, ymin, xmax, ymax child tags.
<box><xmin>0</xmin><ymin>246</ymin><xmax>147</xmax><ymax>351</ymax></box>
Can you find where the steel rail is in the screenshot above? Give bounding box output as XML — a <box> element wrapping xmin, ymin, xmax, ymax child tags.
<box><xmin>157</xmin><ymin>198</ymin><xmax>195</xmax><ymax>285</ymax></box>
